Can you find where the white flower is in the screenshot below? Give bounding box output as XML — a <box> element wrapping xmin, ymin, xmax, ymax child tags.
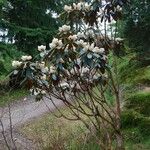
<box><xmin>115</xmin><ymin>38</ymin><xmax>124</xmax><ymax>42</ymax></box>
<box><xmin>59</xmin><ymin>25</ymin><xmax>71</xmax><ymax>33</ymax></box>
<box><xmin>64</xmin><ymin>5</ymin><xmax>72</xmax><ymax>13</ymax></box>
<box><xmin>82</xmin><ymin>42</ymin><xmax>88</xmax><ymax>48</ymax></box>
<box><xmin>50</xmin><ymin>66</ymin><xmax>56</xmax><ymax>74</ymax></box>
<box><xmin>12</xmin><ymin>61</ymin><xmax>22</xmax><ymax>68</ymax></box>
<box><xmin>70</xmin><ymin>68</ymin><xmax>76</xmax><ymax>74</ymax></box>
<box><xmin>83</xmin><ymin>43</ymin><xmax>94</xmax><ymax>51</ymax></box>
<box><xmin>41</xmin><ymin>67</ymin><xmax>49</xmax><ymax>73</ymax></box>
<box><xmin>59</xmin><ymin>58</ymin><xmax>64</xmax><ymax>63</ymax></box>
<box><xmin>82</xmin><ymin>67</ymin><xmax>89</xmax><ymax>74</ymax></box>
<box><xmin>41</xmin><ymin>90</ymin><xmax>46</xmax><ymax>95</ymax></box>
<box><xmin>41</xmin><ymin>74</ymin><xmax>47</xmax><ymax>80</ymax></box>
<box><xmin>40</xmin><ymin>51</ymin><xmax>47</xmax><ymax>58</ymax></box>
<box><xmin>76</xmin><ymin>39</ymin><xmax>84</xmax><ymax>45</ymax></box>
<box><xmin>93</xmin><ymin>47</ymin><xmax>105</xmax><ymax>53</ymax></box>
<box><xmin>64</xmin><ymin>45</ymin><xmax>69</xmax><ymax>52</ymax></box>
<box><xmin>52</xmin><ymin>38</ymin><xmax>59</xmax><ymax>44</ymax></box>
<box><xmin>68</xmin><ymin>35</ymin><xmax>77</xmax><ymax>41</ymax></box>
<box><xmin>72</xmin><ymin>46</ymin><xmax>76</xmax><ymax>51</ymax></box>
<box><xmin>84</xmin><ymin>45</ymin><xmax>89</xmax><ymax>51</ymax></box>
<box><xmin>30</xmin><ymin>88</ymin><xmax>41</xmax><ymax>96</ymax></box>
<box><xmin>73</xmin><ymin>3</ymin><xmax>82</xmax><ymax>10</ymax></box>
<box><xmin>86</xmin><ymin>30</ymin><xmax>94</xmax><ymax>37</ymax></box>
<box><xmin>60</xmin><ymin>82</ymin><xmax>69</xmax><ymax>88</ymax></box>
<box><xmin>76</xmin><ymin>40</ymin><xmax>87</xmax><ymax>48</ymax></box>
<box><xmin>93</xmin><ymin>74</ymin><xmax>100</xmax><ymax>80</ymax></box>
<box><xmin>13</xmin><ymin>70</ymin><xmax>19</xmax><ymax>75</ymax></box>
<box><xmin>83</xmin><ymin>3</ymin><xmax>92</xmax><ymax>11</ymax></box>
<box><xmin>92</xmin><ymin>47</ymin><xmax>99</xmax><ymax>53</ymax></box>
<box><xmin>116</xmin><ymin>5</ymin><xmax>122</xmax><ymax>11</ymax></box>
<box><xmin>38</xmin><ymin>45</ymin><xmax>46</xmax><ymax>51</ymax></box>
<box><xmin>21</xmin><ymin>55</ymin><xmax>32</xmax><ymax>61</ymax></box>
<box><xmin>77</xmin><ymin>32</ymin><xmax>85</xmax><ymax>38</ymax></box>
<box><xmin>56</xmin><ymin>40</ymin><xmax>63</xmax><ymax>49</ymax></box>
<box><xmin>99</xmin><ymin>48</ymin><xmax>105</xmax><ymax>53</ymax></box>
<box><xmin>89</xmin><ymin>43</ymin><xmax>95</xmax><ymax>51</ymax></box>
<box><xmin>49</xmin><ymin>38</ymin><xmax>63</xmax><ymax>49</ymax></box>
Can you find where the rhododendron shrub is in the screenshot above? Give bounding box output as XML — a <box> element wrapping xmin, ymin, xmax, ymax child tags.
<box><xmin>11</xmin><ymin>0</ymin><xmax>128</xmax><ymax>149</ymax></box>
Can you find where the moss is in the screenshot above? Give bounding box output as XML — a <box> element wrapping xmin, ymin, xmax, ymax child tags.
<box><xmin>121</xmin><ymin>110</ymin><xmax>144</xmax><ymax>128</ymax></box>
<box><xmin>124</xmin><ymin>127</ymin><xmax>144</xmax><ymax>144</ymax></box>
<box><xmin>121</xmin><ymin>109</ymin><xmax>150</xmax><ymax>137</ymax></box>
<box><xmin>139</xmin><ymin>117</ymin><xmax>150</xmax><ymax>137</ymax></box>
<box><xmin>125</xmin><ymin>92</ymin><xmax>150</xmax><ymax>117</ymax></box>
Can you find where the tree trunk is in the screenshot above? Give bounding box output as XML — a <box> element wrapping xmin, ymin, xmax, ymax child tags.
<box><xmin>116</xmin><ymin>132</ymin><xmax>125</xmax><ymax>150</ymax></box>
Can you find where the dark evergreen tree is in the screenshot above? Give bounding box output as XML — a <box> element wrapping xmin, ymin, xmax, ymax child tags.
<box><xmin>0</xmin><ymin>0</ymin><xmax>71</xmax><ymax>55</ymax></box>
<box><xmin>123</xmin><ymin>0</ymin><xmax>150</xmax><ymax>66</ymax></box>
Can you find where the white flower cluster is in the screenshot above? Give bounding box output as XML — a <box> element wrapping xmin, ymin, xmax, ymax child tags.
<box><xmin>64</xmin><ymin>2</ymin><xmax>92</xmax><ymax>13</ymax></box>
<box><xmin>77</xmin><ymin>32</ymin><xmax>85</xmax><ymax>38</ymax></box>
<box><xmin>60</xmin><ymin>82</ymin><xmax>69</xmax><ymax>89</ymax></box>
<box><xmin>85</xmin><ymin>30</ymin><xmax>95</xmax><ymax>38</ymax></box>
<box><xmin>81</xmin><ymin>67</ymin><xmax>90</xmax><ymax>74</ymax></box>
<box><xmin>37</xmin><ymin>62</ymin><xmax>56</xmax><ymax>74</ymax></box>
<box><xmin>21</xmin><ymin>55</ymin><xmax>32</xmax><ymax>61</ymax></box>
<box><xmin>73</xmin><ymin>3</ymin><xmax>82</xmax><ymax>10</ymax></box>
<box><xmin>59</xmin><ymin>25</ymin><xmax>71</xmax><ymax>33</ymax></box>
<box><xmin>38</xmin><ymin>45</ymin><xmax>46</xmax><ymax>51</ymax></box>
<box><xmin>83</xmin><ymin>43</ymin><xmax>95</xmax><ymax>51</ymax></box>
<box><xmin>68</xmin><ymin>34</ymin><xmax>77</xmax><ymax>41</ymax></box>
<box><xmin>76</xmin><ymin>39</ymin><xmax>87</xmax><ymax>47</ymax></box>
<box><xmin>49</xmin><ymin>66</ymin><xmax>56</xmax><ymax>74</ymax></box>
<box><xmin>84</xmin><ymin>3</ymin><xmax>92</xmax><ymax>11</ymax></box>
<box><xmin>41</xmin><ymin>67</ymin><xmax>49</xmax><ymax>74</ymax></box>
<box><xmin>49</xmin><ymin>38</ymin><xmax>63</xmax><ymax>49</ymax></box>
<box><xmin>70</xmin><ymin>66</ymin><xmax>89</xmax><ymax>76</ymax></box>
<box><xmin>30</xmin><ymin>88</ymin><xmax>46</xmax><ymax>96</ymax></box>
<box><xmin>64</xmin><ymin>5</ymin><xmax>72</xmax><ymax>13</ymax></box>
<box><xmin>115</xmin><ymin>37</ymin><xmax>124</xmax><ymax>42</ymax></box>
<box><xmin>116</xmin><ymin>5</ymin><xmax>122</xmax><ymax>12</ymax></box>
<box><xmin>12</xmin><ymin>61</ymin><xmax>22</xmax><ymax>68</ymax></box>
<box><xmin>93</xmin><ymin>47</ymin><xmax>105</xmax><ymax>53</ymax></box>
<box><xmin>41</xmin><ymin>74</ymin><xmax>47</xmax><ymax>80</ymax></box>
<box><xmin>81</xmin><ymin>42</ymin><xmax>105</xmax><ymax>54</ymax></box>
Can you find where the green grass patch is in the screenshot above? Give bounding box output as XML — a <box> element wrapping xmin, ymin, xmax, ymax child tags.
<box><xmin>125</xmin><ymin>91</ymin><xmax>150</xmax><ymax>116</ymax></box>
<box><xmin>124</xmin><ymin>127</ymin><xmax>150</xmax><ymax>150</ymax></box>
<box><xmin>21</xmin><ymin>109</ymin><xmax>90</xmax><ymax>150</ymax></box>
<box><xmin>118</xmin><ymin>54</ymin><xmax>150</xmax><ymax>85</ymax></box>
<box><xmin>21</xmin><ymin>105</ymin><xmax>150</xmax><ymax>150</ymax></box>
<box><xmin>0</xmin><ymin>89</ymin><xmax>29</xmax><ymax>107</ymax></box>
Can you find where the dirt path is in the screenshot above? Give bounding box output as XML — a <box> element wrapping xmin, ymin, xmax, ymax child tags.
<box><xmin>0</xmin><ymin>96</ymin><xmax>63</xmax><ymax>131</ymax></box>
<box><xmin>0</xmin><ymin>95</ymin><xmax>64</xmax><ymax>150</ymax></box>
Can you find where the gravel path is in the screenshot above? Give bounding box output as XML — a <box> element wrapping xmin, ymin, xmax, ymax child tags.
<box><xmin>0</xmin><ymin>96</ymin><xmax>63</xmax><ymax>131</ymax></box>
<box><xmin>0</xmin><ymin>95</ymin><xmax>64</xmax><ymax>149</ymax></box>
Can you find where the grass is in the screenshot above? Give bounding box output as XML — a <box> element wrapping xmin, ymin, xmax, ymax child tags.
<box><xmin>20</xmin><ymin>104</ymin><xmax>150</xmax><ymax>150</ymax></box>
<box><xmin>0</xmin><ymin>89</ymin><xmax>29</xmax><ymax>107</ymax></box>
<box><xmin>20</xmin><ymin>109</ymin><xmax>91</xmax><ymax>150</ymax></box>
<box><xmin>124</xmin><ymin>127</ymin><xmax>150</xmax><ymax>150</ymax></box>
<box><xmin>118</xmin><ymin>54</ymin><xmax>150</xmax><ymax>85</ymax></box>
<box><xmin>125</xmin><ymin>91</ymin><xmax>150</xmax><ymax>116</ymax></box>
